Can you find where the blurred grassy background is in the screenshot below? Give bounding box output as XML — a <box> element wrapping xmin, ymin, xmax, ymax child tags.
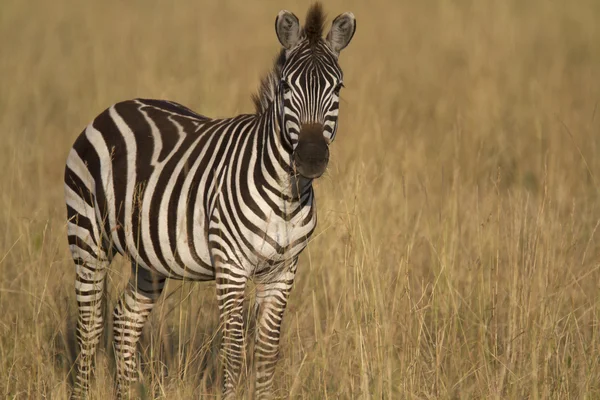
<box><xmin>1</xmin><ymin>0</ymin><xmax>600</xmax><ymax>398</ymax></box>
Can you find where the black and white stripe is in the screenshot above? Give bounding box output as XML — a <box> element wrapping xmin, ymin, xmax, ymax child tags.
<box><xmin>65</xmin><ymin>4</ymin><xmax>355</xmax><ymax>399</ymax></box>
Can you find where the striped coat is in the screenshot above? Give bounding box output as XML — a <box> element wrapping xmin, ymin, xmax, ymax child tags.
<box><xmin>65</xmin><ymin>3</ymin><xmax>355</xmax><ymax>399</ymax></box>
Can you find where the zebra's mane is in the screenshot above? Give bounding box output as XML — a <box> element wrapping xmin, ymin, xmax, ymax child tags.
<box><xmin>304</xmin><ymin>2</ymin><xmax>326</xmax><ymax>46</ymax></box>
<box><xmin>252</xmin><ymin>3</ymin><xmax>326</xmax><ymax>115</ymax></box>
<box><xmin>252</xmin><ymin>49</ymin><xmax>286</xmax><ymax>115</ymax></box>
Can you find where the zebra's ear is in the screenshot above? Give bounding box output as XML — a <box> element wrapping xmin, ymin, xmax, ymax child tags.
<box><xmin>275</xmin><ymin>10</ymin><xmax>301</xmax><ymax>49</ymax></box>
<box><xmin>326</xmin><ymin>12</ymin><xmax>356</xmax><ymax>54</ymax></box>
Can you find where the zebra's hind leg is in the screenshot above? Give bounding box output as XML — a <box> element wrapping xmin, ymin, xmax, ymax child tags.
<box><xmin>68</xmin><ymin>218</ymin><xmax>112</xmax><ymax>399</ymax></box>
<box><xmin>112</xmin><ymin>265</ymin><xmax>166</xmax><ymax>398</ymax></box>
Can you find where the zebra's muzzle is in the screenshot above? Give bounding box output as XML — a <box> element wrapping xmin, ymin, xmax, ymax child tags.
<box><xmin>293</xmin><ymin>123</ymin><xmax>329</xmax><ymax>179</ymax></box>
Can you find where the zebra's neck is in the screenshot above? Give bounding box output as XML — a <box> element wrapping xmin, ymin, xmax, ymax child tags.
<box><xmin>256</xmin><ymin>101</ymin><xmax>314</xmax><ymax>204</ymax></box>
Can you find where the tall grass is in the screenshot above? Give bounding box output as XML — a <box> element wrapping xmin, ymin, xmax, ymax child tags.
<box><xmin>1</xmin><ymin>0</ymin><xmax>600</xmax><ymax>398</ymax></box>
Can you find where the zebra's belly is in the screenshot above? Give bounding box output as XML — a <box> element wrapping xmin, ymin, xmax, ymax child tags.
<box><xmin>123</xmin><ymin>227</ymin><xmax>215</xmax><ymax>281</ymax></box>
<box><xmin>117</xmin><ymin>185</ymin><xmax>215</xmax><ymax>281</ymax></box>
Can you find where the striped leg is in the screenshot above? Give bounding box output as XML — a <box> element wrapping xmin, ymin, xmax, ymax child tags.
<box><xmin>113</xmin><ymin>266</ymin><xmax>165</xmax><ymax>398</ymax></box>
<box><xmin>254</xmin><ymin>261</ymin><xmax>296</xmax><ymax>399</ymax></box>
<box><xmin>67</xmin><ymin>199</ymin><xmax>112</xmax><ymax>399</ymax></box>
<box><xmin>216</xmin><ymin>264</ymin><xmax>249</xmax><ymax>399</ymax></box>
<box><xmin>71</xmin><ymin>255</ymin><xmax>110</xmax><ymax>399</ymax></box>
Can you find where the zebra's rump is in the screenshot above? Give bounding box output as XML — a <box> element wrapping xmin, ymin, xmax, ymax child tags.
<box><xmin>65</xmin><ymin>99</ymin><xmax>220</xmax><ymax>279</ymax></box>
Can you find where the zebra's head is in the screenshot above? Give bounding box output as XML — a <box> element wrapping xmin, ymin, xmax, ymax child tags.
<box><xmin>275</xmin><ymin>4</ymin><xmax>356</xmax><ymax>179</ymax></box>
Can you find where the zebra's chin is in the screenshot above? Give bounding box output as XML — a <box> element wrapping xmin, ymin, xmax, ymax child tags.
<box><xmin>295</xmin><ymin>162</ymin><xmax>327</xmax><ymax>179</ymax></box>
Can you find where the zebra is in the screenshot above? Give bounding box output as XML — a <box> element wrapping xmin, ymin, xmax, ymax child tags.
<box><xmin>64</xmin><ymin>3</ymin><xmax>355</xmax><ymax>399</ymax></box>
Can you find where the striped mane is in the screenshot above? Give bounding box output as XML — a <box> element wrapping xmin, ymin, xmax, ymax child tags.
<box><xmin>251</xmin><ymin>50</ymin><xmax>286</xmax><ymax>114</ymax></box>
<box><xmin>303</xmin><ymin>2</ymin><xmax>326</xmax><ymax>46</ymax></box>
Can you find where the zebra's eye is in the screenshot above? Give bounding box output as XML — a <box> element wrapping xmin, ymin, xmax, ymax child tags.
<box><xmin>334</xmin><ymin>82</ymin><xmax>345</xmax><ymax>95</ymax></box>
<box><xmin>281</xmin><ymin>80</ymin><xmax>291</xmax><ymax>93</ymax></box>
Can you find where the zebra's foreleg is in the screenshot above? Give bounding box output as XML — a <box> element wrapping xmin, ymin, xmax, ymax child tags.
<box><xmin>253</xmin><ymin>261</ymin><xmax>297</xmax><ymax>399</ymax></box>
<box><xmin>215</xmin><ymin>264</ymin><xmax>249</xmax><ymax>399</ymax></box>
<box><xmin>112</xmin><ymin>265</ymin><xmax>165</xmax><ymax>399</ymax></box>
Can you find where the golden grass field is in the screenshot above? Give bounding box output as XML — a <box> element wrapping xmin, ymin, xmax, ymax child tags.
<box><xmin>2</xmin><ymin>0</ymin><xmax>600</xmax><ymax>398</ymax></box>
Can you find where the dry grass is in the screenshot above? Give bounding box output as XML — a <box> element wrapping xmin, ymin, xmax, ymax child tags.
<box><xmin>1</xmin><ymin>0</ymin><xmax>600</xmax><ymax>398</ymax></box>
